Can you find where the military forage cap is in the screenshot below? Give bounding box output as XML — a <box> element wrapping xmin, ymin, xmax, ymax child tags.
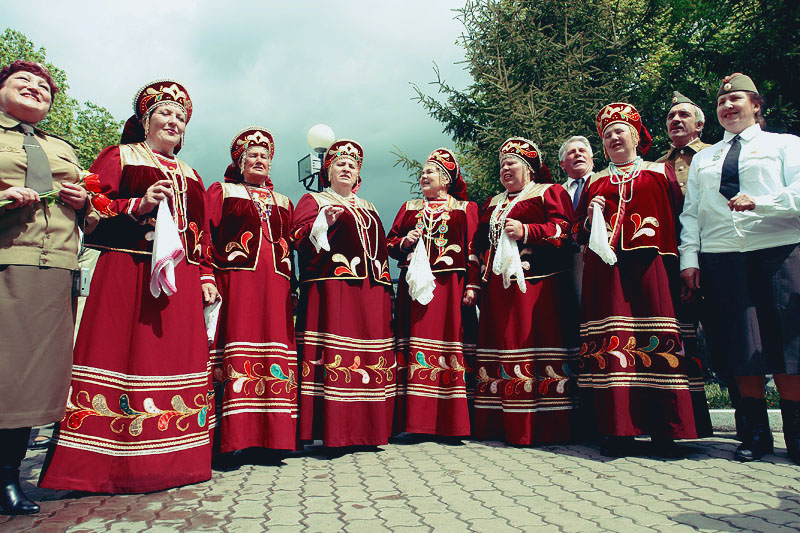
<box><xmin>717</xmin><ymin>73</ymin><xmax>759</xmax><ymax>97</ymax></box>
<box><xmin>670</xmin><ymin>91</ymin><xmax>695</xmax><ymax>108</ymax></box>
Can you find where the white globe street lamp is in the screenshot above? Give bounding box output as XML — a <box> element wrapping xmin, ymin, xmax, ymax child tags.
<box><xmin>299</xmin><ymin>124</ymin><xmax>336</xmax><ymax>191</ymax></box>
<box><xmin>306</xmin><ymin>124</ymin><xmax>335</xmax><ymax>154</ymax></box>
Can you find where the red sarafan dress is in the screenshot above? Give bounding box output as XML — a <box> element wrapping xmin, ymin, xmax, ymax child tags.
<box><xmin>40</xmin><ymin>142</ymin><xmax>215</xmax><ymax>493</ymax></box>
<box><xmin>206</xmin><ymin>181</ymin><xmax>297</xmax><ymax>453</ymax></box>
<box><xmin>387</xmin><ymin>196</ymin><xmax>479</xmax><ymax>436</ymax></box>
<box><xmin>291</xmin><ymin>190</ymin><xmax>395</xmax><ymax>447</ymax></box>
<box><xmin>575</xmin><ymin>161</ymin><xmax>711</xmax><ymax>439</ymax></box>
<box><xmin>472</xmin><ymin>183</ymin><xmax>580</xmax><ymax>445</ymax></box>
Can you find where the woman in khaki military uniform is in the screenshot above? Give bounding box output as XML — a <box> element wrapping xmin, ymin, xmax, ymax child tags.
<box><xmin>0</xmin><ymin>61</ymin><xmax>87</xmax><ymax>515</ymax></box>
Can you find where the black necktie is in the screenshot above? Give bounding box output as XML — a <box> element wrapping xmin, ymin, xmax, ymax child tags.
<box><xmin>572</xmin><ymin>178</ymin><xmax>584</xmax><ymax>211</ymax></box>
<box><xmin>719</xmin><ymin>134</ymin><xmax>741</xmax><ymax>200</ymax></box>
<box><xmin>20</xmin><ymin>123</ymin><xmax>54</xmax><ymax>194</ymax></box>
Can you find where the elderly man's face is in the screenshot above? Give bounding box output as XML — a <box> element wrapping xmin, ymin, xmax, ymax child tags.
<box><xmin>666</xmin><ymin>103</ymin><xmax>702</xmax><ymax>147</ymax></box>
<box><xmin>559</xmin><ymin>141</ymin><xmax>593</xmax><ymax>179</ymax></box>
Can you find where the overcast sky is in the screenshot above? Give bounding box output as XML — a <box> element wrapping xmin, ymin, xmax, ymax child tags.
<box><xmin>4</xmin><ymin>0</ymin><xmax>473</xmax><ymax>229</ymax></box>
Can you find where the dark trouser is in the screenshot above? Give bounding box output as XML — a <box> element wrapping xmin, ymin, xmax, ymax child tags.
<box><xmin>0</xmin><ymin>427</ymin><xmax>30</xmax><ymax>470</ymax></box>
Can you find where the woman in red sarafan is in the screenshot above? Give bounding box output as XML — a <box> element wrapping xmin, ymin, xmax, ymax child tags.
<box><xmin>206</xmin><ymin>127</ymin><xmax>297</xmax><ymax>454</ymax></box>
<box><xmin>387</xmin><ymin>148</ymin><xmax>479</xmax><ymax>437</ymax></box>
<box><xmin>575</xmin><ymin>102</ymin><xmax>711</xmax><ymax>456</ymax></box>
<box><xmin>291</xmin><ymin>139</ymin><xmax>395</xmax><ymax>448</ymax></box>
<box><xmin>40</xmin><ymin>79</ymin><xmax>219</xmax><ymax>493</ymax></box>
<box><xmin>471</xmin><ymin>137</ymin><xmax>580</xmax><ymax>445</ymax></box>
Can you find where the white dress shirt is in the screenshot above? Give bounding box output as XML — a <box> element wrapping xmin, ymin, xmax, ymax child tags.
<box><xmin>679</xmin><ymin>124</ymin><xmax>800</xmax><ymax>270</ymax></box>
<box><xmin>565</xmin><ymin>172</ymin><xmax>593</xmax><ymax>204</ymax></box>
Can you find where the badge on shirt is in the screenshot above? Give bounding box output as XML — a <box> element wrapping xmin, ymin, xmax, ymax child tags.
<box><xmin>712</xmin><ymin>149</ymin><xmax>724</xmax><ymax>162</ymax></box>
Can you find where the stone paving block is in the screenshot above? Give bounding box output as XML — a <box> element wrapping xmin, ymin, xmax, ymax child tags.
<box><xmin>419</xmin><ymin>511</ymin><xmax>464</xmax><ymax>530</ymax></box>
<box><xmin>466</xmin><ymin>517</ymin><xmax>521</xmax><ymax>532</ymax></box>
<box><xmin>388</xmin><ymin>526</ymin><xmax>432</xmax><ymax>533</ymax></box>
<box><xmin>229</xmin><ymin>500</ymin><xmax>269</xmax><ymax>519</ymax></box>
<box><xmin>442</xmin><ymin>501</ymin><xmax>495</xmax><ymax>520</ymax></box>
<box><xmin>300</xmin><ymin>512</ymin><xmax>346</xmax><ymax>532</ymax></box>
<box><xmin>378</xmin><ymin>506</ymin><xmax>427</xmax><ymax>528</ymax></box>
<box><xmin>340</xmin><ymin>503</ymin><xmax>380</xmax><ymax>521</ymax></box>
<box><xmin>343</xmin><ymin>518</ymin><xmax>391</xmax><ymax>533</ymax></box>
<box><xmin>491</xmin><ymin>506</ymin><xmax>552</xmax><ymax>528</ymax></box>
<box><xmin>301</xmin><ymin>495</ymin><xmax>339</xmax><ymax>513</ymax></box>
<box><xmin>147</xmin><ymin>523</ymin><xmax>192</xmax><ymax>533</ymax></box>
<box><xmin>263</xmin><ymin>505</ymin><xmax>304</xmax><ymax>526</ymax></box>
<box><xmin>302</xmin><ymin>481</ymin><xmax>336</xmax><ymax>497</ymax></box>
<box><xmin>225</xmin><ymin>518</ymin><xmax>266</xmax><ymax>532</ymax></box>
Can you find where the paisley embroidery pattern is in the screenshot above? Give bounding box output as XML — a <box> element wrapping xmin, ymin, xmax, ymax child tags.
<box><xmin>225</xmin><ymin>231</ymin><xmax>254</xmax><ymax>261</ymax></box>
<box><xmin>408</xmin><ymin>351</ymin><xmax>465</xmax><ymax>382</ymax></box>
<box><xmin>579</xmin><ymin>335</ymin><xmax>681</xmax><ymax>369</ymax></box>
<box><xmin>302</xmin><ymin>354</ymin><xmax>395</xmax><ymax>384</ymax></box>
<box><xmin>333</xmin><ymin>253</ymin><xmax>361</xmax><ymax>276</ymax></box>
<box><xmin>64</xmin><ymin>387</ymin><xmax>212</xmax><ymax>436</ymax></box>
<box><xmin>227</xmin><ymin>360</ymin><xmax>297</xmax><ymax>397</ymax></box>
<box><xmin>476</xmin><ymin>363</ymin><xmax>572</xmax><ymax>394</ymax></box>
<box><xmin>629</xmin><ymin>213</ymin><xmax>659</xmax><ymax>240</ymax></box>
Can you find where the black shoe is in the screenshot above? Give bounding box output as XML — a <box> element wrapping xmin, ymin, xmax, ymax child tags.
<box><xmin>0</xmin><ymin>467</ymin><xmax>40</xmax><ymax>516</ymax></box>
<box><xmin>734</xmin><ymin>398</ymin><xmax>773</xmax><ymax>462</ymax></box>
<box><xmin>780</xmin><ymin>399</ymin><xmax>800</xmax><ymax>465</ymax></box>
<box><xmin>651</xmin><ymin>436</ymin><xmax>686</xmax><ymax>458</ymax></box>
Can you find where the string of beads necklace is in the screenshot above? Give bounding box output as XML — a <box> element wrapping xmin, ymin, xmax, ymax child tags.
<box><xmin>143</xmin><ymin>142</ymin><xmax>188</xmax><ymax>232</ymax></box>
<box><xmin>324</xmin><ymin>188</ymin><xmax>380</xmax><ymax>260</ymax></box>
<box><xmin>243</xmin><ymin>182</ymin><xmax>284</xmax><ymax>244</ymax></box>
<box><xmin>489</xmin><ymin>180</ymin><xmax>535</xmax><ymax>248</ymax></box>
<box><xmin>608</xmin><ymin>156</ymin><xmax>642</xmax><ymax>203</ymax></box>
<box><xmin>416</xmin><ymin>196</ymin><xmax>452</xmax><ymax>251</ymax></box>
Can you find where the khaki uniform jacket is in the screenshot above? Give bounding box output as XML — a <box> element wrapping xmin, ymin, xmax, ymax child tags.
<box><xmin>656</xmin><ymin>137</ymin><xmax>711</xmax><ymax>195</ymax></box>
<box><xmin>0</xmin><ymin>110</ymin><xmax>85</xmax><ymax>270</ymax></box>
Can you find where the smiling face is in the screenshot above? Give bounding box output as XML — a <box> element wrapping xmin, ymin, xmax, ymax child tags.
<box><xmin>602</xmin><ymin>123</ymin><xmax>637</xmax><ymax>164</ymax></box>
<box><xmin>666</xmin><ymin>103</ymin><xmax>702</xmax><ymax>147</ymax></box>
<box><xmin>0</xmin><ymin>70</ymin><xmax>52</xmax><ymax>124</ymax></box>
<box><xmin>242</xmin><ymin>146</ymin><xmax>271</xmax><ymax>185</ymax></box>
<box><xmin>328</xmin><ymin>157</ymin><xmax>359</xmax><ymax>196</ymax></box>
<box><xmin>500</xmin><ymin>157</ymin><xmax>530</xmax><ymax>193</ymax></box>
<box><xmin>559</xmin><ymin>141</ymin><xmax>593</xmax><ymax>179</ymax></box>
<box><xmin>717</xmin><ymin>91</ymin><xmax>759</xmax><ymax>134</ymax></box>
<box><xmin>419</xmin><ymin>163</ymin><xmax>448</xmax><ymax>199</ymax></box>
<box><xmin>144</xmin><ymin>104</ymin><xmax>186</xmax><ymax>156</ymax></box>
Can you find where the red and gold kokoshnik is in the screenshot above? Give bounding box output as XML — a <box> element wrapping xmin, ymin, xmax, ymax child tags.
<box><xmin>426</xmin><ymin>147</ymin><xmax>460</xmax><ymax>184</ymax></box>
<box><xmin>133</xmin><ymin>79</ymin><xmax>193</xmax><ymax>122</ymax></box>
<box><xmin>595</xmin><ymin>102</ymin><xmax>652</xmax><ymax>155</ymax></box>
<box><xmin>230</xmin><ymin>127</ymin><xmax>275</xmax><ymax>162</ymax></box>
<box><xmin>499</xmin><ymin>137</ymin><xmax>543</xmax><ymax>173</ymax></box>
<box><xmin>323</xmin><ymin>139</ymin><xmax>364</xmax><ymax>171</ymax></box>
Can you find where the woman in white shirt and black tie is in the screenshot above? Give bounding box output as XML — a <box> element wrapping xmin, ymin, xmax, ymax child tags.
<box><xmin>680</xmin><ymin>73</ymin><xmax>800</xmax><ymax>464</ymax></box>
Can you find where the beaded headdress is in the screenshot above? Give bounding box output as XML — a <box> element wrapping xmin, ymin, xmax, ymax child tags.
<box><xmin>499</xmin><ymin>137</ymin><xmax>552</xmax><ymax>183</ymax></box>
<box><xmin>425</xmin><ymin>148</ymin><xmax>467</xmax><ymax>200</ymax></box>
<box><xmin>120</xmin><ymin>78</ymin><xmax>192</xmax><ymax>151</ymax></box>
<box><xmin>595</xmin><ymin>102</ymin><xmax>652</xmax><ymax>155</ymax></box>
<box><xmin>230</xmin><ymin>127</ymin><xmax>275</xmax><ymax>162</ymax></box>
<box><xmin>321</xmin><ymin>139</ymin><xmax>364</xmax><ymax>190</ymax></box>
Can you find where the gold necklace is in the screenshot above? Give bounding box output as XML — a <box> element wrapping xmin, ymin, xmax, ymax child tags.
<box><xmin>322</xmin><ymin>189</ymin><xmax>380</xmax><ymax>261</ymax></box>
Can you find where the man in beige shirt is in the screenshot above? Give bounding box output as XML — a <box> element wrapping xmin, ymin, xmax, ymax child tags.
<box><xmin>656</xmin><ymin>91</ymin><xmax>711</xmax><ymax>193</ymax></box>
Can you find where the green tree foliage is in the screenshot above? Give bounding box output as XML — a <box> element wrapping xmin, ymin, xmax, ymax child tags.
<box><xmin>410</xmin><ymin>0</ymin><xmax>800</xmax><ymax>203</ymax></box>
<box><xmin>1</xmin><ymin>28</ymin><xmax>122</xmax><ymax>168</ymax></box>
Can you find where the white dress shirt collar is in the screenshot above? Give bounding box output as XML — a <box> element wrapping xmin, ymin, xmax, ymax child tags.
<box><xmin>723</xmin><ymin>123</ymin><xmax>761</xmax><ymax>143</ymax></box>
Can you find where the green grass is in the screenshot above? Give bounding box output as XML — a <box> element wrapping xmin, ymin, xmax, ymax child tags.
<box><xmin>704</xmin><ymin>383</ymin><xmax>781</xmax><ymax>409</ymax></box>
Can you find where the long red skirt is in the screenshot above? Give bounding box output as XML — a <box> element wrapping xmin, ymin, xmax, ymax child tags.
<box><xmin>394</xmin><ymin>271</ymin><xmax>475</xmax><ymax>436</ymax></box>
<box><xmin>473</xmin><ymin>271</ymin><xmax>579</xmax><ymax>445</ymax></box>
<box><xmin>40</xmin><ymin>251</ymin><xmax>213</xmax><ymax>494</ymax></box>
<box><xmin>577</xmin><ymin>250</ymin><xmax>712</xmax><ymax>439</ymax></box>
<box><xmin>211</xmin><ymin>236</ymin><xmax>298</xmax><ymax>453</ymax></box>
<box><xmin>296</xmin><ymin>278</ymin><xmax>395</xmax><ymax>447</ymax></box>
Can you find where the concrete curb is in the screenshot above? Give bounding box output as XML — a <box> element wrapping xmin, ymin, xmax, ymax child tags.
<box><xmin>710</xmin><ymin>408</ymin><xmax>783</xmax><ymax>432</ymax></box>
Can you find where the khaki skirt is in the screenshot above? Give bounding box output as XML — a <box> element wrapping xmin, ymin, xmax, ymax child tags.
<box><xmin>0</xmin><ymin>264</ymin><xmax>74</xmax><ymax>428</ymax></box>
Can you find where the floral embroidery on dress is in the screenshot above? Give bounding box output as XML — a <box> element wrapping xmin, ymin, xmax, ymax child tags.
<box><xmin>579</xmin><ymin>335</ymin><xmax>681</xmax><ymax>369</ymax></box>
<box><xmin>629</xmin><ymin>213</ymin><xmax>659</xmax><ymax>240</ymax></box>
<box><xmin>408</xmin><ymin>351</ymin><xmax>465</xmax><ymax>382</ymax></box>
<box><xmin>476</xmin><ymin>363</ymin><xmax>572</xmax><ymax>394</ymax></box>
<box><xmin>227</xmin><ymin>360</ymin><xmax>297</xmax><ymax>398</ymax></box>
<box><xmin>225</xmin><ymin>231</ymin><xmax>254</xmax><ymax>261</ymax></box>
<box><xmin>187</xmin><ymin>222</ymin><xmax>203</xmax><ymax>256</ymax></box>
<box><xmin>302</xmin><ymin>354</ymin><xmax>395</xmax><ymax>384</ymax></box>
<box><xmin>64</xmin><ymin>387</ymin><xmax>212</xmax><ymax>436</ymax></box>
<box><xmin>333</xmin><ymin>253</ymin><xmax>361</xmax><ymax>276</ymax></box>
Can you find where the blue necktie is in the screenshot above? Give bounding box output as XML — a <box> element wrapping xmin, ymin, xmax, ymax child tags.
<box><xmin>572</xmin><ymin>178</ymin><xmax>584</xmax><ymax>211</ymax></box>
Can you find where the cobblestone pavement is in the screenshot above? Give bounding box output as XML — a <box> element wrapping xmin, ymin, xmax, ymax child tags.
<box><xmin>2</xmin><ymin>432</ymin><xmax>799</xmax><ymax>532</ymax></box>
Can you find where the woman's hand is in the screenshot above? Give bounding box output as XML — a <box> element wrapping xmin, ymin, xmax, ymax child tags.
<box><xmin>137</xmin><ymin>179</ymin><xmax>174</xmax><ymax>216</ymax></box>
<box><xmin>213</xmin><ymin>367</ymin><xmax>226</xmax><ymax>382</ymax></box>
<box><xmin>588</xmin><ymin>196</ymin><xmax>606</xmax><ymax>218</ymax></box>
<box><xmin>59</xmin><ymin>182</ymin><xmax>88</xmax><ymax>210</ymax></box>
<box><xmin>402</xmin><ymin>228</ymin><xmax>423</xmax><ymax>249</ymax></box>
<box><xmin>680</xmin><ymin>268</ymin><xmax>700</xmax><ymax>291</ymax></box>
<box><xmin>202</xmin><ymin>283</ymin><xmax>220</xmax><ymax>305</ymax></box>
<box><xmin>0</xmin><ymin>186</ymin><xmax>40</xmax><ymax>208</ymax></box>
<box><xmin>504</xmin><ymin>218</ymin><xmax>524</xmax><ymax>241</ymax></box>
<box><xmin>462</xmin><ymin>288</ymin><xmax>477</xmax><ymax>306</ymax></box>
<box><xmin>728</xmin><ymin>193</ymin><xmax>756</xmax><ymax>211</ymax></box>
<box><xmin>325</xmin><ymin>206</ymin><xmax>345</xmax><ymax>226</ymax></box>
